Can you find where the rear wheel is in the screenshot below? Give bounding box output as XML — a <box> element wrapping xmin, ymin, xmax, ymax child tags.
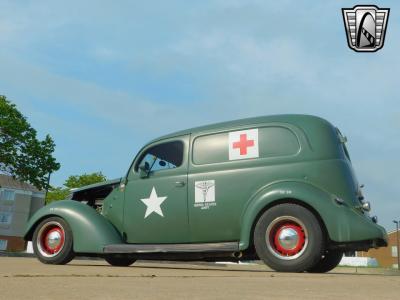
<box><xmin>32</xmin><ymin>217</ymin><xmax>75</xmax><ymax>265</ymax></box>
<box><xmin>254</xmin><ymin>204</ymin><xmax>324</xmax><ymax>272</ymax></box>
<box><xmin>308</xmin><ymin>249</ymin><xmax>343</xmax><ymax>273</ymax></box>
<box><xmin>105</xmin><ymin>255</ymin><xmax>136</xmax><ymax>267</ymax></box>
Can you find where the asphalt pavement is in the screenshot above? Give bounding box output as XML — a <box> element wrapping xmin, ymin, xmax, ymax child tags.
<box><xmin>0</xmin><ymin>257</ymin><xmax>399</xmax><ymax>300</ymax></box>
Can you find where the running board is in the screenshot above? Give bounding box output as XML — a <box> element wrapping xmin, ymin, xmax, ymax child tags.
<box><xmin>103</xmin><ymin>242</ymin><xmax>239</xmax><ymax>254</ymax></box>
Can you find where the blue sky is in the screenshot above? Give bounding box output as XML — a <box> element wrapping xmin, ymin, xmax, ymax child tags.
<box><xmin>0</xmin><ymin>0</ymin><xmax>398</xmax><ymax>230</ymax></box>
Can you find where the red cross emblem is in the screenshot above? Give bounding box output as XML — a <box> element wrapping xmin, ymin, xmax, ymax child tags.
<box><xmin>228</xmin><ymin>128</ymin><xmax>259</xmax><ymax>160</ymax></box>
<box><xmin>232</xmin><ymin>134</ymin><xmax>255</xmax><ymax>155</ymax></box>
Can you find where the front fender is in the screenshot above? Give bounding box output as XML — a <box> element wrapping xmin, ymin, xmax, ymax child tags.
<box><xmin>25</xmin><ymin>200</ymin><xmax>123</xmax><ymax>253</ymax></box>
<box><xmin>239</xmin><ymin>181</ymin><xmax>385</xmax><ymax>250</ymax></box>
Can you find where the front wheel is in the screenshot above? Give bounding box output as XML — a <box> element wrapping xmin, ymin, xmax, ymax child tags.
<box><xmin>254</xmin><ymin>204</ymin><xmax>324</xmax><ymax>272</ymax></box>
<box><xmin>32</xmin><ymin>216</ymin><xmax>75</xmax><ymax>265</ymax></box>
<box><xmin>307</xmin><ymin>249</ymin><xmax>343</xmax><ymax>273</ymax></box>
<box><xmin>104</xmin><ymin>255</ymin><xmax>136</xmax><ymax>267</ymax></box>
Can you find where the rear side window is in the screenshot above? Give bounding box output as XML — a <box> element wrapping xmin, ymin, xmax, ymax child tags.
<box><xmin>193</xmin><ymin>126</ymin><xmax>299</xmax><ymax>165</ymax></box>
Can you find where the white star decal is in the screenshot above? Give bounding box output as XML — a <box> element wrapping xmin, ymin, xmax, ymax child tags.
<box><xmin>140</xmin><ymin>187</ymin><xmax>167</xmax><ymax>218</ymax></box>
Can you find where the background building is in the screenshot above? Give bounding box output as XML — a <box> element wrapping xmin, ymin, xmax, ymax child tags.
<box><xmin>357</xmin><ymin>229</ymin><xmax>399</xmax><ymax>268</ymax></box>
<box><xmin>0</xmin><ymin>174</ymin><xmax>45</xmax><ymax>251</ymax></box>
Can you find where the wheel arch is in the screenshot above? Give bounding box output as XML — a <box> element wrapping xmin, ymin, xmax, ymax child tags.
<box><xmin>25</xmin><ymin>214</ymin><xmax>59</xmax><ymax>241</ymax></box>
<box><xmin>239</xmin><ymin>181</ymin><xmax>339</xmax><ymax>251</ymax></box>
<box><xmin>247</xmin><ymin>198</ymin><xmax>329</xmax><ymax>252</ymax></box>
<box><xmin>24</xmin><ymin>200</ymin><xmax>123</xmax><ymax>253</ymax></box>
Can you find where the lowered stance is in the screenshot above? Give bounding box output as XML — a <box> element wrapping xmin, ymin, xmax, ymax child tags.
<box><xmin>25</xmin><ymin>115</ymin><xmax>387</xmax><ymax>272</ymax></box>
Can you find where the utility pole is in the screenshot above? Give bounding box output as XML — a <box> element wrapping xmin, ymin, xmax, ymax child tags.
<box><xmin>45</xmin><ymin>172</ymin><xmax>51</xmax><ymax>200</ymax></box>
<box><xmin>394</xmin><ymin>220</ymin><xmax>400</xmax><ymax>270</ymax></box>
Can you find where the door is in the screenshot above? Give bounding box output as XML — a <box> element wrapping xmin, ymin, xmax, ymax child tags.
<box><xmin>123</xmin><ymin>136</ymin><xmax>189</xmax><ymax>243</ymax></box>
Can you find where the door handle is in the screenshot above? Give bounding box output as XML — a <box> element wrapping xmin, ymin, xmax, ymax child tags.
<box><xmin>175</xmin><ymin>181</ymin><xmax>186</xmax><ymax>187</ymax></box>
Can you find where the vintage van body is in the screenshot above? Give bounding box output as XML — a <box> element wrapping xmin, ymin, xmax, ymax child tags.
<box><xmin>24</xmin><ymin>115</ymin><xmax>387</xmax><ymax>272</ymax></box>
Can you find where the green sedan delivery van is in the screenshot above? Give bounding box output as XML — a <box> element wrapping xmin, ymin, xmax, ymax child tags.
<box><xmin>25</xmin><ymin>115</ymin><xmax>387</xmax><ymax>272</ymax></box>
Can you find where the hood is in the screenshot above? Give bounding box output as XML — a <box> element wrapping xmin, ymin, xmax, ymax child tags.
<box><xmin>69</xmin><ymin>178</ymin><xmax>122</xmax><ymax>202</ymax></box>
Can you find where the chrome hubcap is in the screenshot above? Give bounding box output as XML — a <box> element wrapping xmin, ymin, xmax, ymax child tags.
<box><xmin>46</xmin><ymin>230</ymin><xmax>62</xmax><ymax>250</ymax></box>
<box><xmin>277</xmin><ymin>227</ymin><xmax>299</xmax><ymax>250</ymax></box>
<box><xmin>266</xmin><ymin>216</ymin><xmax>308</xmax><ymax>260</ymax></box>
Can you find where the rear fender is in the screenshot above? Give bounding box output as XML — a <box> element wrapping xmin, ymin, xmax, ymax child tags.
<box><xmin>24</xmin><ymin>200</ymin><xmax>122</xmax><ymax>253</ymax></box>
<box><xmin>239</xmin><ymin>181</ymin><xmax>382</xmax><ymax>250</ymax></box>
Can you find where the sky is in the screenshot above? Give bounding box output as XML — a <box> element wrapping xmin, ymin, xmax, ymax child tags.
<box><xmin>0</xmin><ymin>0</ymin><xmax>398</xmax><ymax>230</ymax></box>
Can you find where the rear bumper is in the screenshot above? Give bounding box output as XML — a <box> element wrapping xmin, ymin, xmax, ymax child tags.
<box><xmin>323</xmin><ymin>194</ymin><xmax>388</xmax><ymax>245</ymax></box>
<box><xmin>329</xmin><ymin>209</ymin><xmax>388</xmax><ymax>250</ymax></box>
<box><xmin>331</xmin><ymin>237</ymin><xmax>387</xmax><ymax>251</ymax></box>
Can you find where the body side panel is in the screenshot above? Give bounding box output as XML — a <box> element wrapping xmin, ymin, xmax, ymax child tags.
<box><xmin>187</xmin><ymin>122</ymin><xmax>307</xmax><ymax>243</ymax></box>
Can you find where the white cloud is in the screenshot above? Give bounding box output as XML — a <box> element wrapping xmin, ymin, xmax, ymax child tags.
<box><xmin>0</xmin><ymin>0</ymin><xmax>399</xmax><ymax>229</ymax></box>
<box><xmin>91</xmin><ymin>47</ymin><xmax>119</xmax><ymax>61</ymax></box>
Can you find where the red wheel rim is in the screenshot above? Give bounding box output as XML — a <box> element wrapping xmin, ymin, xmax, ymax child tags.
<box><xmin>38</xmin><ymin>223</ymin><xmax>65</xmax><ymax>256</ymax></box>
<box><xmin>268</xmin><ymin>220</ymin><xmax>306</xmax><ymax>258</ymax></box>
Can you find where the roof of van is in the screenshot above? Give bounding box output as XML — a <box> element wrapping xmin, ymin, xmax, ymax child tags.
<box><xmin>152</xmin><ymin>114</ymin><xmax>332</xmax><ymax>142</ymax></box>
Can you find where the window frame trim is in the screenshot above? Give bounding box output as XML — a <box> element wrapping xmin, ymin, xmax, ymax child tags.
<box><xmin>126</xmin><ymin>135</ymin><xmax>189</xmax><ymax>180</ymax></box>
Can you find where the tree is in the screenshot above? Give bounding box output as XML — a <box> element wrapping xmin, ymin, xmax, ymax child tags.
<box><xmin>0</xmin><ymin>95</ymin><xmax>60</xmax><ymax>190</ymax></box>
<box><xmin>46</xmin><ymin>172</ymin><xmax>107</xmax><ymax>204</ymax></box>
<box><xmin>64</xmin><ymin>172</ymin><xmax>107</xmax><ymax>189</ymax></box>
<box><xmin>45</xmin><ymin>187</ymin><xmax>70</xmax><ymax>203</ymax></box>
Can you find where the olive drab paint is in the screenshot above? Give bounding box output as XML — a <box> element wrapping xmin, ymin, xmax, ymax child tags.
<box><xmin>24</xmin><ymin>115</ymin><xmax>387</xmax><ymax>257</ymax></box>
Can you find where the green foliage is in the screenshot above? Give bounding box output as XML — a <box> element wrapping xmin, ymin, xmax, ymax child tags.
<box><xmin>46</xmin><ymin>172</ymin><xmax>107</xmax><ymax>204</ymax></box>
<box><xmin>45</xmin><ymin>187</ymin><xmax>70</xmax><ymax>204</ymax></box>
<box><xmin>0</xmin><ymin>95</ymin><xmax>60</xmax><ymax>190</ymax></box>
<box><xmin>64</xmin><ymin>172</ymin><xmax>107</xmax><ymax>189</ymax></box>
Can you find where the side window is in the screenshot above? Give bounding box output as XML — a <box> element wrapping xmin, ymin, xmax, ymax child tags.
<box><xmin>136</xmin><ymin>141</ymin><xmax>184</xmax><ymax>173</ymax></box>
<box><xmin>192</xmin><ymin>126</ymin><xmax>299</xmax><ymax>165</ymax></box>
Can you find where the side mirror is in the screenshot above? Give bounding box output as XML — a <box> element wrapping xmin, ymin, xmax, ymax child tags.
<box><xmin>139</xmin><ymin>162</ymin><xmax>150</xmax><ymax>178</ymax></box>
